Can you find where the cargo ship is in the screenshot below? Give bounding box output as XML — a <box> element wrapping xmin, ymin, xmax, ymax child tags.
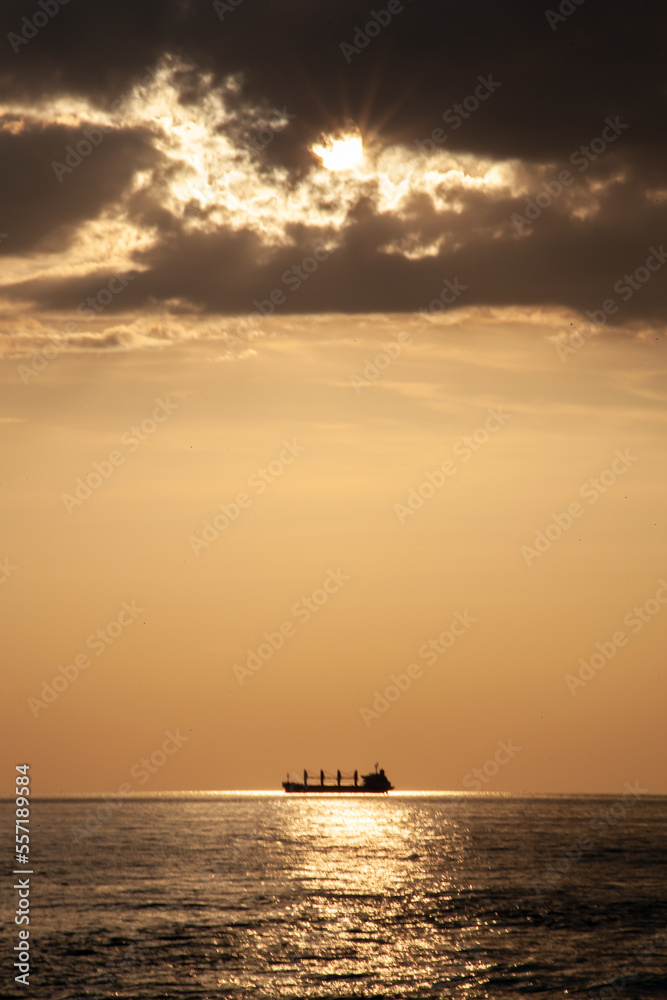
<box><xmin>282</xmin><ymin>763</ymin><xmax>393</xmax><ymax>793</ymax></box>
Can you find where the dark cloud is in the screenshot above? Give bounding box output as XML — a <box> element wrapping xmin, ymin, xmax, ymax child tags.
<box><xmin>6</xmin><ymin>173</ymin><xmax>666</xmax><ymax>328</ymax></box>
<box><xmin>0</xmin><ymin>121</ymin><xmax>159</xmax><ymax>253</ymax></box>
<box><xmin>1</xmin><ymin>0</ymin><xmax>663</xmax><ymax>161</ymax></box>
<box><xmin>0</xmin><ymin>0</ymin><xmax>665</xmax><ymax>326</ymax></box>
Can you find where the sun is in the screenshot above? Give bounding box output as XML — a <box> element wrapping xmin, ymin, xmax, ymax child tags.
<box><xmin>312</xmin><ymin>134</ymin><xmax>364</xmax><ymax>171</ymax></box>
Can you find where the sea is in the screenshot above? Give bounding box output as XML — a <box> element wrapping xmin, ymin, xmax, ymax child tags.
<box><xmin>1</xmin><ymin>793</ymin><xmax>666</xmax><ymax>999</ymax></box>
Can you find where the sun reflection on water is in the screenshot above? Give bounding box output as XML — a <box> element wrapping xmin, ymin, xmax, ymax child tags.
<box><xmin>280</xmin><ymin>795</ymin><xmax>471</xmax><ymax>898</ymax></box>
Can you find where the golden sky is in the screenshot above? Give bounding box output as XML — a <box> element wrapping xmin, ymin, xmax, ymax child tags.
<box><xmin>2</xmin><ymin>313</ymin><xmax>665</xmax><ymax>794</ymax></box>
<box><xmin>1</xmin><ymin>10</ymin><xmax>665</xmax><ymax>794</ymax></box>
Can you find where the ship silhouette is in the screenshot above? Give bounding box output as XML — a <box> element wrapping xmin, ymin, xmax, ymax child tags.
<box><xmin>282</xmin><ymin>762</ymin><xmax>393</xmax><ymax>793</ymax></box>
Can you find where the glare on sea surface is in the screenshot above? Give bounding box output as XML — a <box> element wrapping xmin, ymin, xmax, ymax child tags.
<box><xmin>261</xmin><ymin>795</ymin><xmax>480</xmax><ymax>992</ymax></box>
<box><xmin>282</xmin><ymin>796</ymin><xmax>456</xmax><ymax>896</ymax></box>
<box><xmin>311</xmin><ymin>133</ymin><xmax>364</xmax><ymax>171</ymax></box>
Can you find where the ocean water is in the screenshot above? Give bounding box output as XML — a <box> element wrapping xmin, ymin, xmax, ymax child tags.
<box><xmin>1</xmin><ymin>793</ymin><xmax>666</xmax><ymax>999</ymax></box>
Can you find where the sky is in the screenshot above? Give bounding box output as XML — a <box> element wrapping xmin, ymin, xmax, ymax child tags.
<box><xmin>1</xmin><ymin>0</ymin><xmax>666</xmax><ymax>795</ymax></box>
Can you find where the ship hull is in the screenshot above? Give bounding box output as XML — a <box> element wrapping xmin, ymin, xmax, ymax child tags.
<box><xmin>282</xmin><ymin>782</ymin><xmax>392</xmax><ymax>794</ymax></box>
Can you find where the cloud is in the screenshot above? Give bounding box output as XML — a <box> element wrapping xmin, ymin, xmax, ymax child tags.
<box><xmin>0</xmin><ymin>1</ymin><xmax>665</xmax><ymax>338</ymax></box>
<box><xmin>0</xmin><ymin>117</ymin><xmax>159</xmax><ymax>255</ymax></box>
